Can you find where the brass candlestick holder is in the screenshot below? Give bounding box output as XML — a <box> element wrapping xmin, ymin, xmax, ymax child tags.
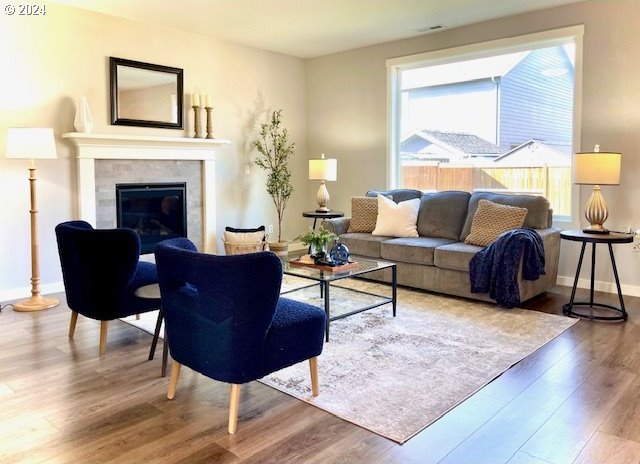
<box><xmin>192</xmin><ymin>105</ymin><xmax>202</xmax><ymax>138</ymax></box>
<box><xmin>205</xmin><ymin>106</ymin><xmax>214</xmax><ymax>139</ymax></box>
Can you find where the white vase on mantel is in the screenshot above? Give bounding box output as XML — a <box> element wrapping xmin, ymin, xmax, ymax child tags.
<box><xmin>74</xmin><ymin>96</ymin><xmax>93</xmax><ymax>133</ymax></box>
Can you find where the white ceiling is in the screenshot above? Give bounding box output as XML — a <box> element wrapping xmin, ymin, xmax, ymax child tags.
<box><xmin>51</xmin><ymin>0</ymin><xmax>585</xmax><ymax>58</ymax></box>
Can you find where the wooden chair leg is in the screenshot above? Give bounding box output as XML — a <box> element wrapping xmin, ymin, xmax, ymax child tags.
<box><xmin>228</xmin><ymin>384</ymin><xmax>241</xmax><ymax>434</ymax></box>
<box><xmin>167</xmin><ymin>362</ymin><xmax>181</xmax><ymax>400</ymax></box>
<box><xmin>99</xmin><ymin>321</ymin><xmax>108</xmax><ymax>356</ymax></box>
<box><xmin>309</xmin><ymin>357</ymin><xmax>319</xmax><ymax>396</ymax></box>
<box><xmin>68</xmin><ymin>311</ymin><xmax>78</xmax><ymax>339</ymax></box>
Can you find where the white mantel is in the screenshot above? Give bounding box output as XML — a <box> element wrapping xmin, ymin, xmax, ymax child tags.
<box><xmin>62</xmin><ymin>132</ymin><xmax>230</xmax><ymax>253</ymax></box>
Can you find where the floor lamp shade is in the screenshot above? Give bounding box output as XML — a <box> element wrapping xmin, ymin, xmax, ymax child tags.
<box><xmin>6</xmin><ymin>128</ymin><xmax>57</xmax><ymax>160</ymax></box>
<box><xmin>573</xmin><ymin>147</ymin><xmax>621</xmax><ymax>234</ymax></box>
<box><xmin>5</xmin><ymin>127</ymin><xmax>59</xmax><ymax>311</ymax></box>
<box><xmin>309</xmin><ymin>153</ymin><xmax>337</xmax><ymax>212</ymax></box>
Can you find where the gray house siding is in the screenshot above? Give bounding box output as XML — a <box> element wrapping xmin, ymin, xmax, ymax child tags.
<box><xmin>499</xmin><ymin>47</ymin><xmax>574</xmax><ymax>153</ymax></box>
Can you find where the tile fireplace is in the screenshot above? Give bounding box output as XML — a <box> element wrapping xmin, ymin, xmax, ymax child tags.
<box><xmin>63</xmin><ymin>132</ymin><xmax>230</xmax><ymax>253</ymax></box>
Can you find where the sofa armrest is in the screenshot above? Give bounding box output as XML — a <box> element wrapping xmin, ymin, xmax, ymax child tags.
<box><xmin>534</xmin><ymin>227</ymin><xmax>560</xmax><ymax>275</ymax></box>
<box><xmin>324</xmin><ymin>217</ymin><xmax>351</xmax><ymax>236</ymax></box>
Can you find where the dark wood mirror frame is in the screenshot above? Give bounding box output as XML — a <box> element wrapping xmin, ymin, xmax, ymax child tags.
<box><xmin>110</xmin><ymin>57</ymin><xmax>184</xmax><ymax>129</ymax></box>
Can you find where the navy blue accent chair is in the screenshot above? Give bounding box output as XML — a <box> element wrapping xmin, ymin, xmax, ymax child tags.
<box><xmin>55</xmin><ymin>220</ymin><xmax>161</xmax><ymax>355</ymax></box>
<box><xmin>155</xmin><ymin>237</ymin><xmax>326</xmax><ymax>434</ymax></box>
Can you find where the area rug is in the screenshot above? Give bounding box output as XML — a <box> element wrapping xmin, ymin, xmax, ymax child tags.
<box><xmin>122</xmin><ymin>277</ymin><xmax>577</xmax><ymax>443</ymax></box>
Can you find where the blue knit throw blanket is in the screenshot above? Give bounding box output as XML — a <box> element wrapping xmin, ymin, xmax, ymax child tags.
<box><xmin>469</xmin><ymin>228</ymin><xmax>545</xmax><ymax>308</ymax></box>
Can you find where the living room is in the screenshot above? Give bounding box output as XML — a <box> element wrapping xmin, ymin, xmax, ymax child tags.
<box><xmin>2</xmin><ymin>0</ymin><xmax>640</xmax><ymax>462</ymax></box>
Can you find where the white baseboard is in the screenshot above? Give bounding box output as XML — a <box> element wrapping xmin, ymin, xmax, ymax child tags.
<box><xmin>0</xmin><ymin>281</ymin><xmax>65</xmax><ymax>304</ymax></box>
<box><xmin>556</xmin><ymin>275</ymin><xmax>640</xmax><ymax>297</ymax></box>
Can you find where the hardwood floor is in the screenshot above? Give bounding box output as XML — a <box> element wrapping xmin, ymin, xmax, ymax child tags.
<box><xmin>1</xmin><ymin>286</ymin><xmax>639</xmax><ymax>464</ymax></box>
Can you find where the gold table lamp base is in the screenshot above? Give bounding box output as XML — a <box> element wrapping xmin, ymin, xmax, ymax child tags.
<box><xmin>583</xmin><ymin>185</ymin><xmax>609</xmax><ymax>234</ymax></box>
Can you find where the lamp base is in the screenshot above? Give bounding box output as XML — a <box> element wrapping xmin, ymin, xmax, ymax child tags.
<box><xmin>583</xmin><ymin>185</ymin><xmax>610</xmax><ymax>235</ymax></box>
<box><xmin>14</xmin><ymin>295</ymin><xmax>59</xmax><ymax>312</ymax></box>
<box><xmin>583</xmin><ymin>225</ymin><xmax>609</xmax><ymax>234</ymax></box>
<box><xmin>315</xmin><ymin>181</ymin><xmax>331</xmax><ymax>213</ymax></box>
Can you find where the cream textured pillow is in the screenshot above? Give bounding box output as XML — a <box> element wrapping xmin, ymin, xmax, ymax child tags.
<box><xmin>347</xmin><ymin>196</ymin><xmax>379</xmax><ymax>233</ymax></box>
<box><xmin>372</xmin><ymin>195</ymin><xmax>420</xmax><ymax>237</ymax></box>
<box><xmin>464</xmin><ymin>199</ymin><xmax>528</xmax><ymax>247</ymax></box>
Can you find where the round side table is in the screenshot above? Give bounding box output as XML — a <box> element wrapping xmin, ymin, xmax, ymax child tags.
<box><xmin>302</xmin><ymin>211</ymin><xmax>344</xmax><ymax>229</ymax></box>
<box><xmin>561</xmin><ymin>230</ymin><xmax>633</xmax><ymax>321</ymax></box>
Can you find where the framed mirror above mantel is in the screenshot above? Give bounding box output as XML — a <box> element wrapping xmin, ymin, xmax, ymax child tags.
<box><xmin>110</xmin><ymin>57</ymin><xmax>184</xmax><ymax>129</ymax></box>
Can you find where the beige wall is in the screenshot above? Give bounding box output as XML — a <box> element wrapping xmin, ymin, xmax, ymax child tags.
<box><xmin>307</xmin><ymin>0</ymin><xmax>640</xmax><ymax>293</ymax></box>
<box><xmin>0</xmin><ymin>3</ymin><xmax>307</xmax><ymax>300</ymax></box>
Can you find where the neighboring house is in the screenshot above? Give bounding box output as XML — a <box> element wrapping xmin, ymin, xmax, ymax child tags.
<box><xmin>401</xmin><ymin>129</ymin><xmax>506</xmax><ymax>164</ymax></box>
<box><xmin>493</xmin><ymin>140</ymin><xmax>571</xmax><ymax>167</ymax></box>
<box><xmin>401</xmin><ymin>45</ymin><xmax>574</xmax><ymax>155</ymax></box>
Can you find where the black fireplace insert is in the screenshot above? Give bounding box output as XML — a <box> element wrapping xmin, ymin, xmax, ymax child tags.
<box><xmin>116</xmin><ymin>182</ymin><xmax>187</xmax><ymax>254</ymax></box>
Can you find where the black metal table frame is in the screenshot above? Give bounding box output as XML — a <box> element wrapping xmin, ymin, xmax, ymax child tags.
<box><xmin>563</xmin><ymin>241</ymin><xmax>628</xmax><ymax>321</ymax></box>
<box><xmin>282</xmin><ymin>265</ymin><xmax>397</xmax><ymax>341</ymax></box>
<box><xmin>302</xmin><ymin>211</ymin><xmax>344</xmax><ymax>230</ymax></box>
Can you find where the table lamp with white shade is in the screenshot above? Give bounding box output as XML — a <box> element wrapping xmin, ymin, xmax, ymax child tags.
<box><xmin>6</xmin><ymin>128</ymin><xmax>60</xmax><ymax>311</ymax></box>
<box><xmin>308</xmin><ymin>153</ymin><xmax>337</xmax><ymax>212</ymax></box>
<box><xmin>574</xmin><ymin>145</ymin><xmax>621</xmax><ymax>234</ymax></box>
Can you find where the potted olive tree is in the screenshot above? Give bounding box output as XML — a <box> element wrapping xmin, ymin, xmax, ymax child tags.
<box><xmin>253</xmin><ymin>109</ymin><xmax>294</xmax><ymax>258</ymax></box>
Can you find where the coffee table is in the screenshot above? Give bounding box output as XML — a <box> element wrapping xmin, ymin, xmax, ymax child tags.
<box><xmin>282</xmin><ymin>257</ymin><xmax>397</xmax><ymax>341</ymax></box>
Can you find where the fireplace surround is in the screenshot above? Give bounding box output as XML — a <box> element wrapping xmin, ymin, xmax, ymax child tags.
<box><xmin>63</xmin><ymin>132</ymin><xmax>230</xmax><ymax>253</ymax></box>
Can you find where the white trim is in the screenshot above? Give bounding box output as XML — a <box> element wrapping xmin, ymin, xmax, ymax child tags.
<box><xmin>386</xmin><ymin>25</ymin><xmax>584</xmax><ymax>69</ymax></box>
<box><xmin>556</xmin><ymin>275</ymin><xmax>640</xmax><ymax>298</ymax></box>
<box><xmin>62</xmin><ymin>132</ymin><xmax>230</xmax><ymax>160</ymax></box>
<box><xmin>63</xmin><ymin>132</ymin><xmax>230</xmax><ymax>254</ymax></box>
<box><xmin>387</xmin><ymin>66</ymin><xmax>400</xmax><ymax>188</ymax></box>
<box><xmin>0</xmin><ymin>282</ymin><xmax>65</xmax><ymax>303</ymax></box>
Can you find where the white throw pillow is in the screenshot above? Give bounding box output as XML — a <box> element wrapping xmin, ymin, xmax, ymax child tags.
<box><xmin>372</xmin><ymin>195</ymin><xmax>420</xmax><ymax>237</ymax></box>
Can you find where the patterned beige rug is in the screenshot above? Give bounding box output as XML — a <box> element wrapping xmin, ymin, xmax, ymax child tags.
<box><xmin>123</xmin><ymin>277</ymin><xmax>576</xmax><ymax>444</ymax></box>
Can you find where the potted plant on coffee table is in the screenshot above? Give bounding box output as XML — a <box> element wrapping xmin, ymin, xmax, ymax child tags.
<box><xmin>253</xmin><ymin>109</ymin><xmax>294</xmax><ymax>258</ymax></box>
<box><xmin>298</xmin><ymin>225</ymin><xmax>337</xmax><ymax>260</ymax></box>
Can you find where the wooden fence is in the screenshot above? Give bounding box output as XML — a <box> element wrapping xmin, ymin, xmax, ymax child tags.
<box><xmin>401</xmin><ymin>164</ymin><xmax>571</xmax><ymax>216</ymax></box>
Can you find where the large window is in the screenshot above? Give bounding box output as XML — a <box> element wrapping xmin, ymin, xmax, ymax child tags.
<box><xmin>388</xmin><ymin>27</ymin><xmax>583</xmax><ymax>220</ymax></box>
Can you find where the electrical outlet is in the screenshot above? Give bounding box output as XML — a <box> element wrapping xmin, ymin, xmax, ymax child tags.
<box><xmin>268</xmin><ymin>225</ymin><xmax>274</xmax><ymax>234</ymax></box>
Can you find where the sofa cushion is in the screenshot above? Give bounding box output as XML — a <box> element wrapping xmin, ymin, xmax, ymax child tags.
<box><xmin>381</xmin><ymin>237</ymin><xmax>457</xmax><ymax>265</ymax></box>
<box><xmin>347</xmin><ymin>196</ymin><xmax>379</xmax><ymax>233</ymax></box>
<box><xmin>433</xmin><ymin>242</ymin><xmax>484</xmax><ymax>271</ymax></box>
<box><xmin>339</xmin><ymin>233</ymin><xmax>392</xmax><ymax>258</ymax></box>
<box><xmin>417</xmin><ymin>191</ymin><xmax>471</xmax><ymax>240</ymax></box>
<box><xmin>372</xmin><ymin>195</ymin><xmax>420</xmax><ymax>238</ymax></box>
<box><xmin>366</xmin><ymin>188</ymin><xmax>422</xmax><ymax>203</ymax></box>
<box><xmin>464</xmin><ymin>200</ymin><xmax>528</xmax><ymax>247</ymax></box>
<box><xmin>460</xmin><ymin>192</ymin><xmax>551</xmax><ymax>241</ymax></box>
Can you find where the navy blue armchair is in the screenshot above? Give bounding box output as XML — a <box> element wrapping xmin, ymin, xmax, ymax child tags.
<box><xmin>155</xmin><ymin>238</ymin><xmax>326</xmax><ymax>434</ymax></box>
<box><xmin>55</xmin><ymin>220</ymin><xmax>161</xmax><ymax>355</ymax></box>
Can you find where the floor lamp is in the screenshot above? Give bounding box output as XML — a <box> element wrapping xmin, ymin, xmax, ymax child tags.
<box><xmin>6</xmin><ymin>128</ymin><xmax>59</xmax><ymax>311</ymax></box>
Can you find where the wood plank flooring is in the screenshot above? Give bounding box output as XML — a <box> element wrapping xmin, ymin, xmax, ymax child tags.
<box><xmin>1</xmin><ymin>286</ymin><xmax>639</xmax><ymax>463</ymax></box>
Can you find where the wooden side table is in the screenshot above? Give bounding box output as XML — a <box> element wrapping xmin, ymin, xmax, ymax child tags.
<box><xmin>561</xmin><ymin>230</ymin><xmax>633</xmax><ymax>321</ymax></box>
<box><xmin>302</xmin><ymin>211</ymin><xmax>344</xmax><ymax>229</ymax></box>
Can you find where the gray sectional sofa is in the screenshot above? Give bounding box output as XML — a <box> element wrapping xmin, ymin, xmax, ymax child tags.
<box><xmin>324</xmin><ymin>189</ymin><xmax>560</xmax><ymax>304</ymax></box>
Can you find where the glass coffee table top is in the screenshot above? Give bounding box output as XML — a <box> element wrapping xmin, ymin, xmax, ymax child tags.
<box><xmin>283</xmin><ymin>257</ymin><xmax>396</xmax><ymax>282</ymax></box>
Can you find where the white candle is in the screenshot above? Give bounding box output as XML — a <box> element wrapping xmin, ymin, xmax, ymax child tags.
<box><xmin>204</xmin><ymin>94</ymin><xmax>211</xmax><ymax>108</ymax></box>
<box><xmin>192</xmin><ymin>94</ymin><xmax>200</xmax><ymax>107</ymax></box>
